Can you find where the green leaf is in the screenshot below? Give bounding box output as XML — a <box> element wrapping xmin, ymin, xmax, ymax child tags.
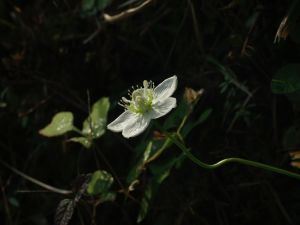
<box><xmin>271</xmin><ymin>64</ymin><xmax>300</xmax><ymax>94</ymax></box>
<box><xmin>69</xmin><ymin>137</ymin><xmax>92</xmax><ymax>149</ymax></box>
<box><xmin>82</xmin><ymin>97</ymin><xmax>110</xmax><ymax>139</ymax></box>
<box><xmin>39</xmin><ymin>112</ymin><xmax>74</xmax><ymax>137</ymax></box>
<box><xmin>87</xmin><ymin>170</ymin><xmax>114</xmax><ymax>195</ymax></box>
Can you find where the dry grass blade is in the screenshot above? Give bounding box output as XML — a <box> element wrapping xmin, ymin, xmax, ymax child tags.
<box><xmin>103</xmin><ymin>0</ymin><xmax>153</xmax><ymax>23</ymax></box>
<box><xmin>274</xmin><ymin>16</ymin><xmax>289</xmax><ymax>43</ymax></box>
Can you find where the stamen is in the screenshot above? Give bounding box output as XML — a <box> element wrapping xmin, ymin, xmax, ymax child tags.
<box><xmin>143</xmin><ymin>80</ymin><xmax>148</xmax><ymax>88</ymax></box>
<box><xmin>122</xmin><ymin>97</ymin><xmax>131</xmax><ymax>103</ymax></box>
<box><xmin>120</xmin><ymin>79</ymin><xmax>155</xmax><ymax>114</ymax></box>
<box><xmin>118</xmin><ymin>102</ymin><xmax>125</xmax><ymax>107</ymax></box>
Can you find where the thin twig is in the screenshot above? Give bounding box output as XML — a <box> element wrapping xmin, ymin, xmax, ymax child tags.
<box><xmin>164</xmin><ymin>131</ymin><xmax>300</xmax><ymax>180</ymax></box>
<box><xmin>0</xmin><ymin>159</ymin><xmax>72</xmax><ymax>195</ymax></box>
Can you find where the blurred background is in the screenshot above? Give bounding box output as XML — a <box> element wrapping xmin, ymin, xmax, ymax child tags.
<box><xmin>1</xmin><ymin>0</ymin><xmax>300</xmax><ymax>224</ymax></box>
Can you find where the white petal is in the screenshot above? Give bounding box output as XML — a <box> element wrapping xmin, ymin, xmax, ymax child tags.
<box><xmin>122</xmin><ymin>114</ymin><xmax>151</xmax><ymax>138</ymax></box>
<box><xmin>154</xmin><ymin>75</ymin><xmax>178</xmax><ymax>102</ymax></box>
<box><xmin>107</xmin><ymin>110</ymin><xmax>137</xmax><ymax>132</ymax></box>
<box><xmin>150</xmin><ymin>97</ymin><xmax>177</xmax><ymax>119</ymax></box>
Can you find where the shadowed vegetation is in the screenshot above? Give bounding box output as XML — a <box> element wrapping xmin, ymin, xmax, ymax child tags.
<box><xmin>1</xmin><ymin>0</ymin><xmax>300</xmax><ymax>225</ymax></box>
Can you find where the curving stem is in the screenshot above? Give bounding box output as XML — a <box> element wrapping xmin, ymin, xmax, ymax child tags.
<box><xmin>165</xmin><ymin>131</ymin><xmax>300</xmax><ymax>180</ymax></box>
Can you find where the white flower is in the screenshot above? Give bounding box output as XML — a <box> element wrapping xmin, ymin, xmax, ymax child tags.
<box><xmin>107</xmin><ymin>75</ymin><xmax>178</xmax><ymax>138</ymax></box>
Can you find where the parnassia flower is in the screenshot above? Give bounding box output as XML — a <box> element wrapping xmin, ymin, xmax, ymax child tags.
<box><xmin>107</xmin><ymin>75</ymin><xmax>177</xmax><ymax>138</ymax></box>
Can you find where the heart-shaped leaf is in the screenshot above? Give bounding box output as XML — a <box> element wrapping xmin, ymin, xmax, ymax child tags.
<box><xmin>39</xmin><ymin>112</ymin><xmax>74</xmax><ymax>137</ymax></box>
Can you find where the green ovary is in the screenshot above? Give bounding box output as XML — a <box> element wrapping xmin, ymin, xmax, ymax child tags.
<box><xmin>129</xmin><ymin>88</ymin><xmax>154</xmax><ymax>114</ymax></box>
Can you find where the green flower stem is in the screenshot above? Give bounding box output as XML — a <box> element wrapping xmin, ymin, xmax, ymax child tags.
<box><xmin>147</xmin><ymin>111</ymin><xmax>191</xmax><ymax>164</ymax></box>
<box><xmin>146</xmin><ymin>138</ymin><xmax>171</xmax><ymax>163</ymax></box>
<box><xmin>166</xmin><ymin>132</ymin><xmax>300</xmax><ymax>180</ymax></box>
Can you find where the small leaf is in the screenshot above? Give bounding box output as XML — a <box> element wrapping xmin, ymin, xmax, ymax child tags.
<box><xmin>55</xmin><ymin>199</ymin><xmax>75</xmax><ymax>225</ymax></box>
<box><xmin>87</xmin><ymin>170</ymin><xmax>114</xmax><ymax>195</ymax></box>
<box><xmin>69</xmin><ymin>137</ymin><xmax>92</xmax><ymax>149</ymax></box>
<box><xmin>82</xmin><ymin>97</ymin><xmax>110</xmax><ymax>139</ymax></box>
<box><xmin>39</xmin><ymin>112</ymin><xmax>74</xmax><ymax>137</ymax></box>
<box><xmin>271</xmin><ymin>64</ymin><xmax>300</xmax><ymax>94</ymax></box>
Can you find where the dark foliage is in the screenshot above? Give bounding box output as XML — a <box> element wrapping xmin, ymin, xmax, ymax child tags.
<box><xmin>1</xmin><ymin>0</ymin><xmax>300</xmax><ymax>225</ymax></box>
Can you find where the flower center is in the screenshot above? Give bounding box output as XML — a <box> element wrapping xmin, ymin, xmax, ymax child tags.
<box><xmin>119</xmin><ymin>80</ymin><xmax>155</xmax><ymax>114</ymax></box>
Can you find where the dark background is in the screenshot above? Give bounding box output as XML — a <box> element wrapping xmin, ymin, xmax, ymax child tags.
<box><xmin>1</xmin><ymin>0</ymin><xmax>300</xmax><ymax>224</ymax></box>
